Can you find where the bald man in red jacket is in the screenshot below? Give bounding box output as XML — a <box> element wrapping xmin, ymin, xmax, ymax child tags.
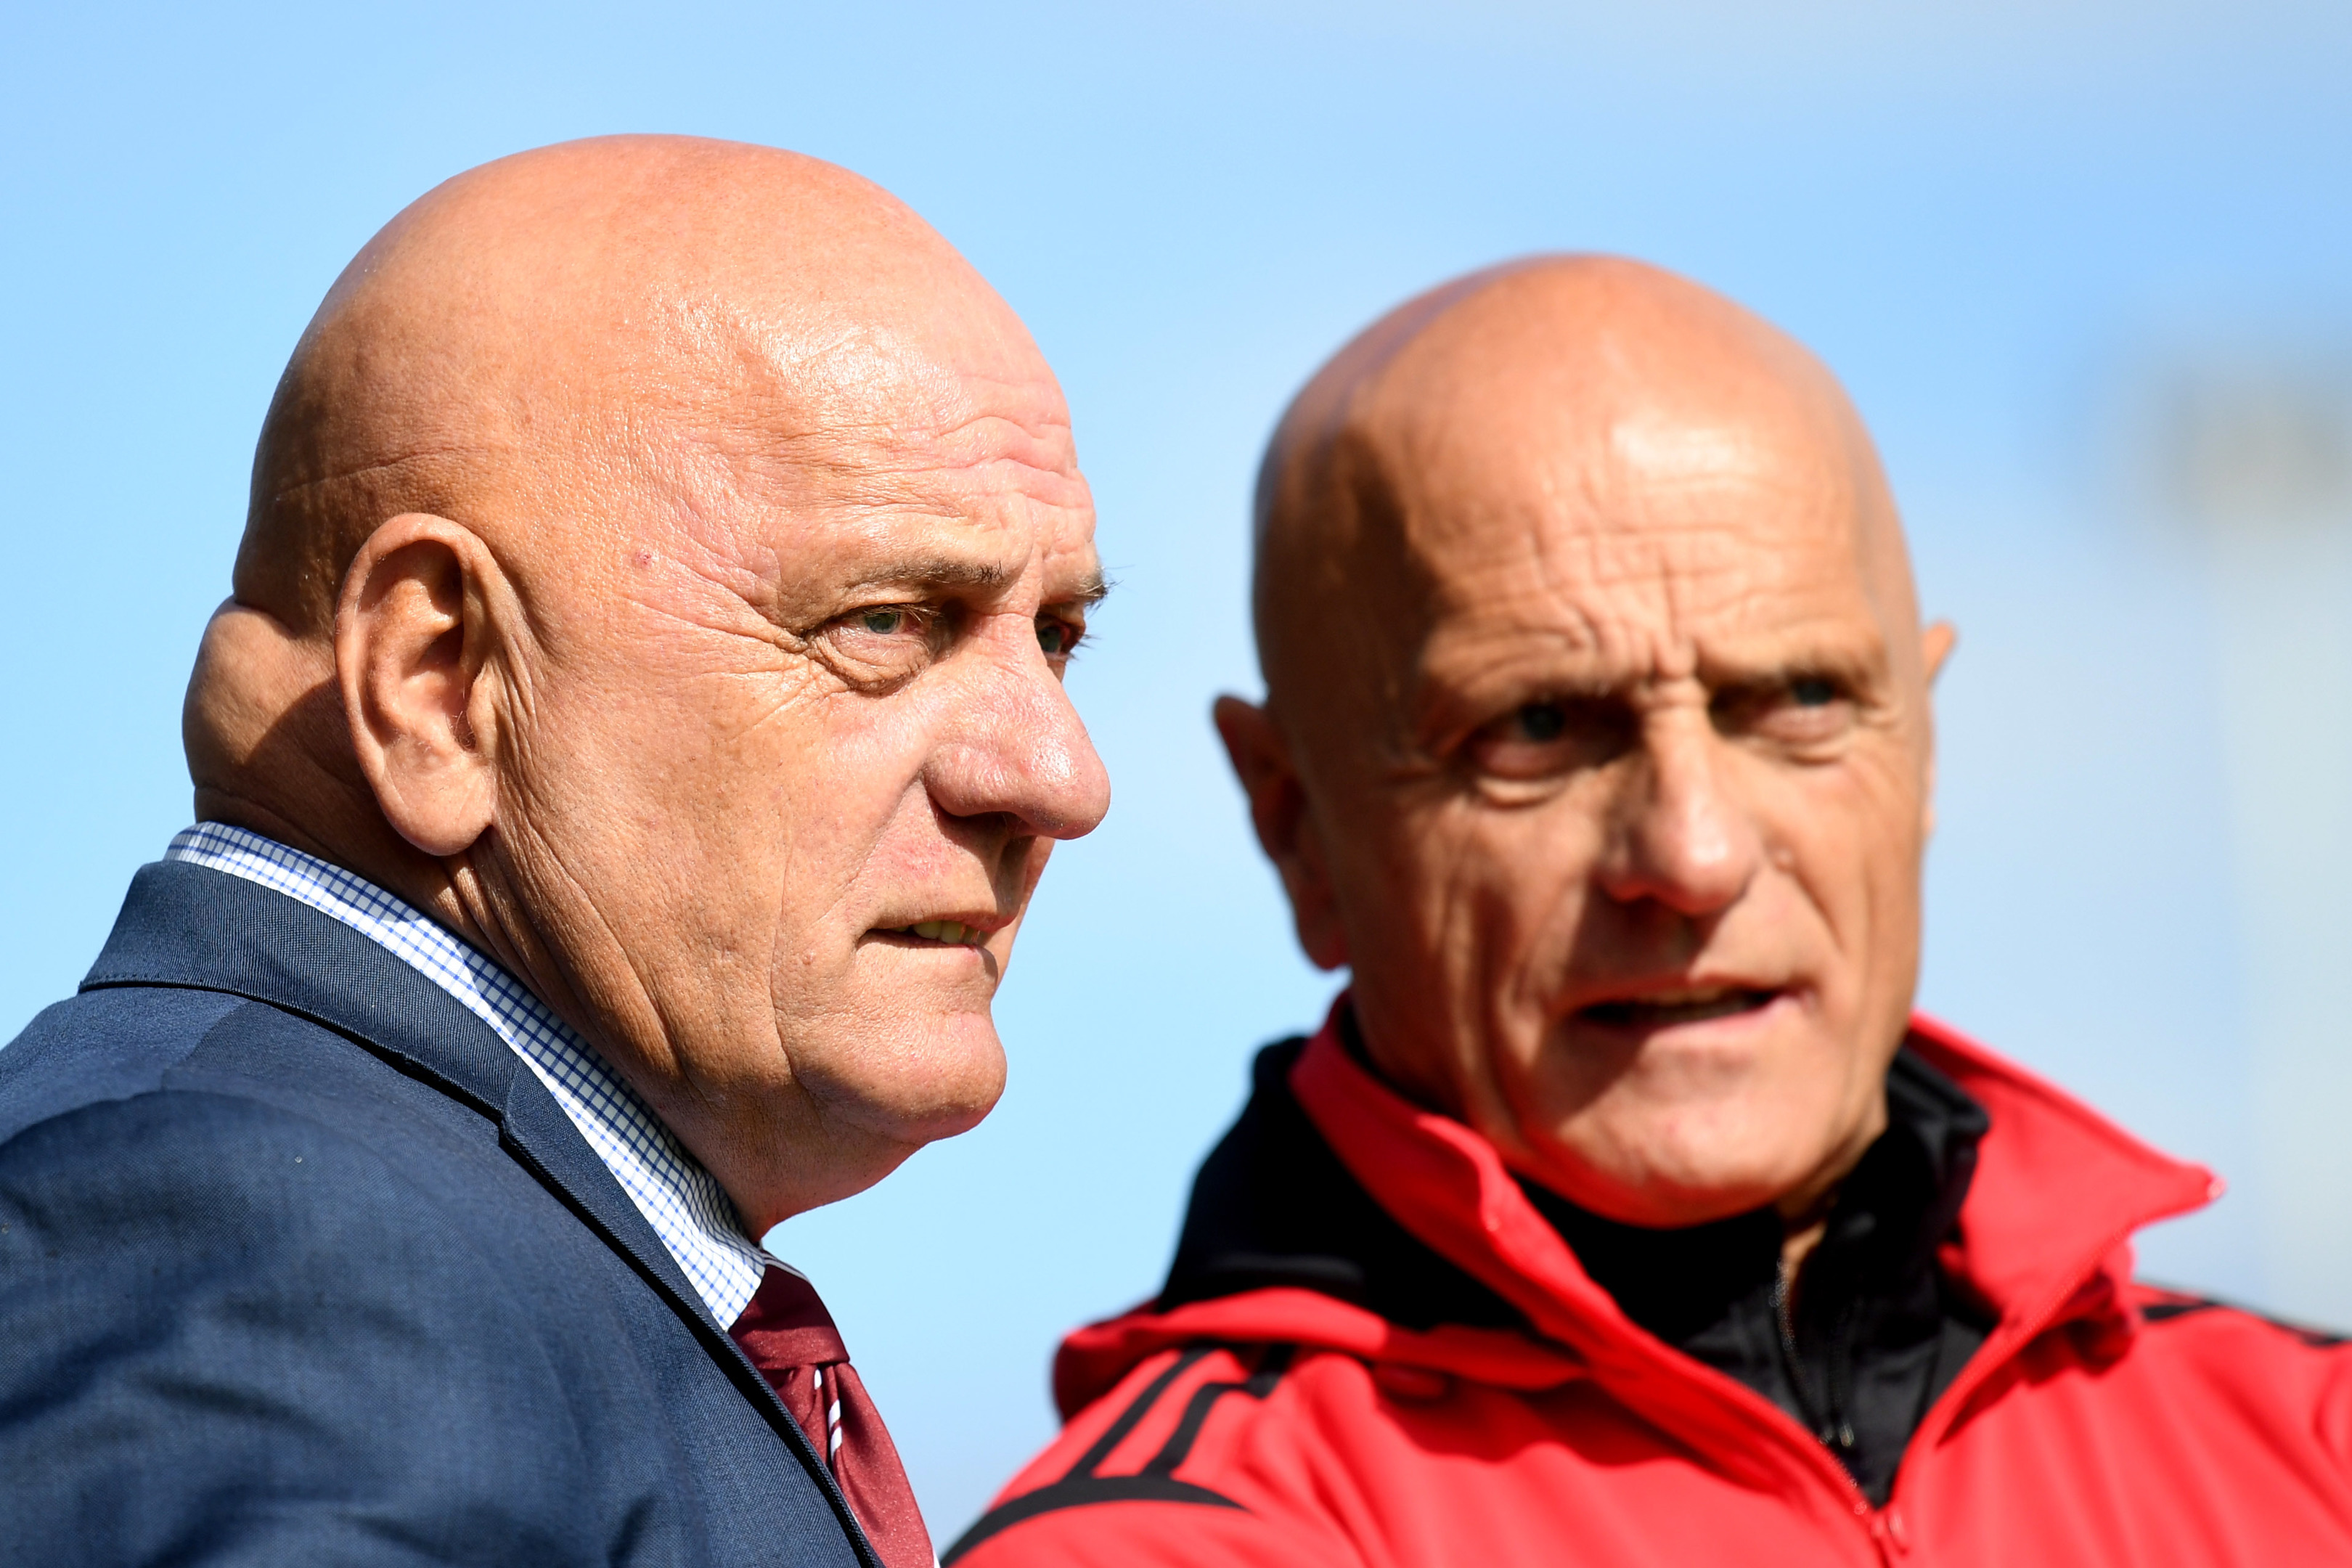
<box><xmin>950</xmin><ymin>258</ymin><xmax>2352</xmax><ymax>1567</ymax></box>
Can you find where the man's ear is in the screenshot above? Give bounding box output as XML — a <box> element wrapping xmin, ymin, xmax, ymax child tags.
<box><xmin>1919</xmin><ymin>619</ymin><xmax>1958</xmax><ymax>838</ymax></box>
<box><xmin>1923</xmin><ymin>619</ymin><xmax>1958</xmax><ymax>685</ymax></box>
<box><xmin>336</xmin><ymin>513</ymin><xmax>510</xmax><ymax>859</ymax></box>
<box><xmin>1212</xmin><ymin>695</ymin><xmax>1348</xmax><ymax>971</ymax></box>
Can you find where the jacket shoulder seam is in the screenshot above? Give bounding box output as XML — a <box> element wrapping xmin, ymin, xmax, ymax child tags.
<box><xmin>0</xmin><ymin>992</ymin><xmax>262</xmax><ymax>1158</ymax></box>
<box><xmin>83</xmin><ymin>974</ymin><xmax>506</xmax><ymax>1122</ymax></box>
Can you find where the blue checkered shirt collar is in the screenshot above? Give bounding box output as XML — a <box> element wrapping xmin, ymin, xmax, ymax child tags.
<box><xmin>164</xmin><ymin>822</ymin><xmax>778</xmax><ymax>1326</ymax></box>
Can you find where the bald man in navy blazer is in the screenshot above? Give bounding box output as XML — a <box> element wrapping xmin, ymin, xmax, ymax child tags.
<box><xmin>0</xmin><ymin>135</ymin><xmax>1110</xmax><ymax>1568</ymax></box>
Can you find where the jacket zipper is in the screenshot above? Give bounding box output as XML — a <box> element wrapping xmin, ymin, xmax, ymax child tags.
<box><xmin>1773</xmin><ymin>1259</ymin><xmax>1857</xmax><ymax>1457</ymax></box>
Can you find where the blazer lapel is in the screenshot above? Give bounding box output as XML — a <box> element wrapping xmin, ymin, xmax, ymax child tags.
<box><xmin>492</xmin><ymin>1083</ymin><xmax>883</xmax><ymax>1555</ymax></box>
<box><xmin>84</xmin><ymin>860</ymin><xmax>885</xmax><ymax>1566</ymax></box>
<box><xmin>88</xmin><ymin>866</ymin><xmax>720</xmax><ymax>1328</ymax></box>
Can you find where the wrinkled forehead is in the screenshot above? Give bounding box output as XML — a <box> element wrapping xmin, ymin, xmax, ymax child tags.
<box><xmin>242</xmin><ymin>141</ymin><xmax>1095</xmax><ymax>641</ymax></box>
<box><xmin>1344</xmin><ymin>305</ymin><xmax>1895</xmax><ymax>653</ymax></box>
<box><xmin>670</xmin><ymin>312</ymin><xmax>1091</xmax><ymax>594</ymax></box>
<box><xmin>653</xmin><ymin>288</ymin><xmax>1080</xmax><ymax>494</ymax></box>
<box><xmin>621</xmin><ymin>301</ymin><xmax>1093</xmax><ymax>627</ymax></box>
<box><xmin>445</xmin><ymin>219</ymin><xmax>1079</xmax><ymax>552</ymax></box>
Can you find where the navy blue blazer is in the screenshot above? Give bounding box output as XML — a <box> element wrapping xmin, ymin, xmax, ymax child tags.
<box><xmin>0</xmin><ymin>860</ymin><xmax>878</xmax><ymax>1567</ymax></box>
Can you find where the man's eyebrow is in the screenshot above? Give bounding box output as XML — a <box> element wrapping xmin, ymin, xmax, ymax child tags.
<box><xmin>1052</xmin><ymin>566</ymin><xmax>1111</xmax><ymax>608</ymax></box>
<box><xmin>845</xmin><ymin>555</ymin><xmax>1018</xmax><ymax>595</ymax></box>
<box><xmin>840</xmin><ymin>555</ymin><xmax>1110</xmax><ymax>607</ymax></box>
<box><xmin>1697</xmin><ymin>640</ymin><xmax>1885</xmax><ymax>688</ymax></box>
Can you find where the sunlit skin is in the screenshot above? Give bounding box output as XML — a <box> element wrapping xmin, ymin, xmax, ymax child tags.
<box><xmin>1219</xmin><ymin>258</ymin><xmax>1953</xmax><ymax>1267</ymax></box>
<box><xmin>182</xmin><ymin>136</ymin><xmax>1111</xmax><ymax>1233</ymax></box>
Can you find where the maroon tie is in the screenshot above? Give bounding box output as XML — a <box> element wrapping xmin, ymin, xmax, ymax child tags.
<box><xmin>730</xmin><ymin>1267</ymin><xmax>934</xmax><ymax>1568</ymax></box>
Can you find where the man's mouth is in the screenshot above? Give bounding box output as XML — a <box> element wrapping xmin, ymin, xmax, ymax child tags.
<box><xmin>891</xmin><ymin>920</ymin><xmax>989</xmax><ymax>947</ymax></box>
<box><xmin>1577</xmin><ymin>987</ymin><xmax>1781</xmax><ymax>1029</ymax></box>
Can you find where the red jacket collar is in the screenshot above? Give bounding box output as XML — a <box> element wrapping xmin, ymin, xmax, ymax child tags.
<box><xmin>1291</xmin><ymin>999</ymin><xmax>2215</xmax><ymax>1373</ymax></box>
<box><xmin>1058</xmin><ymin>997</ymin><xmax>2214</xmax><ymax>1421</ymax></box>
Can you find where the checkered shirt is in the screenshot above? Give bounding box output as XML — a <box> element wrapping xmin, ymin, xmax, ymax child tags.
<box><xmin>164</xmin><ymin>822</ymin><xmax>777</xmax><ymax>1326</ymax></box>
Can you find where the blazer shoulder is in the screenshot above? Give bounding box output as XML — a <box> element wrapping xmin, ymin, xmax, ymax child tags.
<box><xmin>7</xmin><ymin>978</ymin><xmax>513</xmax><ymax>1161</ymax></box>
<box><xmin>0</xmin><ymin>1084</ymin><xmax>654</xmax><ymax>1566</ymax></box>
<box><xmin>0</xmin><ymin>1001</ymin><xmax>555</xmax><ymax>1366</ymax></box>
<box><xmin>0</xmin><ymin>983</ymin><xmax>248</xmax><ymax>1140</ymax></box>
<box><xmin>0</xmin><ymin>1077</ymin><xmax>537</xmax><ymax>1319</ymax></box>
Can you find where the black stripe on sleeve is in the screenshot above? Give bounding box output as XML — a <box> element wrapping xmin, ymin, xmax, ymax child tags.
<box><xmin>1140</xmin><ymin>1344</ymin><xmax>1295</xmax><ymax>1479</ymax></box>
<box><xmin>940</xmin><ymin>1344</ymin><xmax>1296</xmax><ymax>1564</ymax></box>
<box><xmin>2139</xmin><ymin>1299</ymin><xmax>2218</xmax><ymax>1325</ymax></box>
<box><xmin>1066</xmin><ymin>1344</ymin><xmax>1218</xmax><ymax>1479</ymax></box>
<box><xmin>2140</xmin><ymin>1291</ymin><xmax>2346</xmax><ymax>1347</ymax></box>
<box><xmin>941</xmin><ymin>1476</ymin><xmax>1246</xmax><ymax>1564</ymax></box>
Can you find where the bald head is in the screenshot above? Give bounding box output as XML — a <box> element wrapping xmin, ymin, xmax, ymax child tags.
<box><xmin>1218</xmin><ymin>255</ymin><xmax>1953</xmax><ymax>1230</ymax></box>
<box><xmin>187</xmin><ymin>136</ymin><xmax>1108</xmax><ymax>1228</ymax></box>
<box><xmin>234</xmin><ymin>135</ymin><xmax>1040</xmax><ymax>638</ymax></box>
<box><xmin>1251</xmin><ymin>256</ymin><xmax>1924</xmax><ymax>750</ymax></box>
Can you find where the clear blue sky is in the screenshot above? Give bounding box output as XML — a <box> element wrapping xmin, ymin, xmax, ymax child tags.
<box><xmin>6</xmin><ymin>0</ymin><xmax>2349</xmax><ymax>1533</ymax></box>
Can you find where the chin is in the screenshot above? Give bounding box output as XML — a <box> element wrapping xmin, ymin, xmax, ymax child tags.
<box><xmin>858</xmin><ymin>1008</ymin><xmax>1010</xmax><ymax>1145</ymax></box>
<box><xmin>887</xmin><ymin>1074</ymin><xmax>1005</xmax><ymax>1143</ymax></box>
<box><xmin>1639</xmin><ymin>1151</ymin><xmax>1816</xmax><ymax>1224</ymax></box>
<box><xmin>1535</xmin><ymin>1105</ymin><xmax>1828</xmax><ymax>1227</ymax></box>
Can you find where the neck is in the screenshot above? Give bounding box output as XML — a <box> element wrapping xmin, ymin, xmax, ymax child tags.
<box><xmin>195</xmin><ymin>782</ymin><xmax>518</xmax><ymax>960</ymax></box>
<box><xmin>193</xmin><ymin>732</ymin><xmax>924</xmax><ymax>1240</ymax></box>
<box><xmin>1520</xmin><ymin>1046</ymin><xmax>1989</xmax><ymax>1344</ymax></box>
<box><xmin>1773</xmin><ymin>1177</ymin><xmax>1845</xmax><ymax>1288</ymax></box>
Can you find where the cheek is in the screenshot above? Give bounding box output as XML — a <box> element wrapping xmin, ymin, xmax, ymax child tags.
<box><xmin>769</xmin><ymin>714</ymin><xmax>948</xmax><ymax>928</ymax></box>
<box><xmin>1754</xmin><ymin>747</ymin><xmax>1925</xmax><ymax>995</ymax></box>
<box><xmin>1352</xmin><ymin>796</ymin><xmax>1604</xmax><ymax>1011</ymax></box>
<box><xmin>510</xmin><ymin>666</ymin><xmax>734</xmax><ymax>867</ymax></box>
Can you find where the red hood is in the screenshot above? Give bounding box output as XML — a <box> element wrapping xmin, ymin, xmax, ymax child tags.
<box><xmin>1058</xmin><ymin>1001</ymin><xmax>2216</xmax><ymax>1419</ymax></box>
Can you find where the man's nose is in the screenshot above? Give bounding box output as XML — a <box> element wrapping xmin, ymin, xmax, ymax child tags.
<box><xmin>1593</xmin><ymin>711</ymin><xmax>1760</xmax><ymax>916</ymax></box>
<box><xmin>922</xmin><ymin>629</ymin><xmax>1111</xmax><ymax>841</ymax></box>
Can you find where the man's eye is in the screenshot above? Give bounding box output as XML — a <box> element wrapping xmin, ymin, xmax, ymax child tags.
<box><xmin>1789</xmin><ymin>675</ymin><xmax>1838</xmax><ymax>707</ymax></box>
<box><xmin>1712</xmin><ymin>674</ymin><xmax>1853</xmax><ymax>750</ymax></box>
<box><xmin>1515</xmin><ymin>701</ymin><xmax>1567</xmax><ymax>740</ymax></box>
<box><xmin>861</xmin><ymin>608</ymin><xmax>907</xmax><ymax>636</ymax></box>
<box><xmin>1037</xmin><ymin>618</ymin><xmax>1078</xmax><ymax>657</ymax></box>
<box><xmin>1470</xmin><ymin>696</ymin><xmax>1630</xmax><ymax>783</ymax></box>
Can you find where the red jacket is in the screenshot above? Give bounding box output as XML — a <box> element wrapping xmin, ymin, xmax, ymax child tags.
<box><xmin>952</xmin><ymin>1007</ymin><xmax>2352</xmax><ymax>1567</ymax></box>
